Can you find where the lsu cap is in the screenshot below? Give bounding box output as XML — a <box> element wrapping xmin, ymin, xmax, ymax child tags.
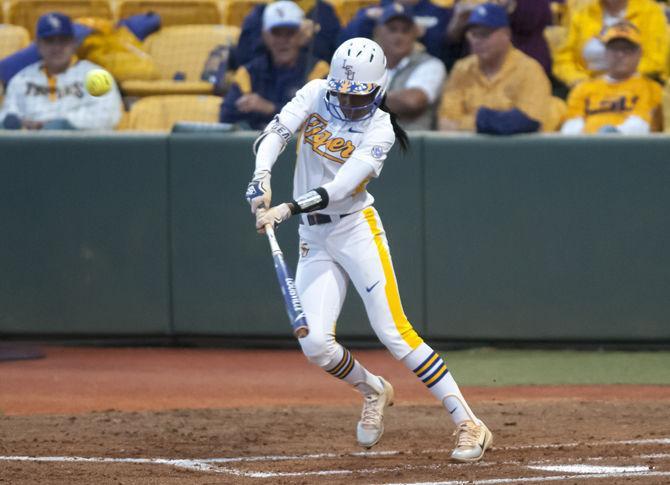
<box><xmin>262</xmin><ymin>1</ymin><xmax>304</xmax><ymax>32</ymax></box>
<box><xmin>36</xmin><ymin>12</ymin><xmax>74</xmax><ymax>39</ymax></box>
<box><xmin>377</xmin><ymin>3</ymin><xmax>415</xmax><ymax>26</ymax></box>
<box><xmin>601</xmin><ymin>21</ymin><xmax>641</xmax><ymax>47</ymax></box>
<box><xmin>466</xmin><ymin>3</ymin><xmax>509</xmax><ymax>29</ymax></box>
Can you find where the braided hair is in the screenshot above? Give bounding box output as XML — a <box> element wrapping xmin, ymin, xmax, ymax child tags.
<box><xmin>379</xmin><ymin>96</ymin><xmax>409</xmax><ymax>153</ymax></box>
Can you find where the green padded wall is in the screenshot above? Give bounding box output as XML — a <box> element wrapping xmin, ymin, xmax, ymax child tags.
<box><xmin>0</xmin><ymin>134</ymin><xmax>170</xmax><ymax>334</ymax></box>
<box><xmin>168</xmin><ymin>133</ymin><xmax>298</xmax><ymax>336</ymax></box>
<box><xmin>423</xmin><ymin>135</ymin><xmax>670</xmax><ymax>340</ymax></box>
<box><xmin>1</xmin><ymin>133</ymin><xmax>669</xmax><ymax>341</ymax></box>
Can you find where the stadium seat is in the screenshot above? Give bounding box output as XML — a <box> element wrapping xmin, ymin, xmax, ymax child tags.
<box><xmin>117</xmin><ymin>0</ymin><xmax>222</xmax><ymax>27</ymax></box>
<box><xmin>124</xmin><ymin>94</ymin><xmax>222</xmax><ymax>131</ymax></box>
<box><xmin>7</xmin><ymin>0</ymin><xmax>113</xmax><ymax>38</ymax></box>
<box><xmin>220</xmin><ymin>0</ymin><xmax>269</xmax><ymax>27</ymax></box>
<box><xmin>329</xmin><ymin>0</ymin><xmax>377</xmax><ymax>25</ymax></box>
<box><xmin>0</xmin><ymin>24</ymin><xmax>30</xmax><ymax>59</ymax></box>
<box><xmin>121</xmin><ymin>24</ymin><xmax>239</xmax><ymax>96</ymax></box>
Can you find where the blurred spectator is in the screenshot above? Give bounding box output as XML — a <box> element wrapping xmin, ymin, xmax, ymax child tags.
<box><xmin>230</xmin><ymin>0</ymin><xmax>340</xmax><ymax>70</ymax></box>
<box><xmin>0</xmin><ymin>13</ymin><xmax>122</xmax><ymax>130</ymax></box>
<box><xmin>447</xmin><ymin>0</ymin><xmax>552</xmax><ymax>75</ymax></box>
<box><xmin>0</xmin><ymin>14</ymin><xmax>159</xmax><ymax>88</ymax></box>
<box><xmin>220</xmin><ymin>1</ymin><xmax>329</xmax><ymax>129</ymax></box>
<box><xmin>553</xmin><ymin>0</ymin><xmax>669</xmax><ymax>87</ymax></box>
<box><xmin>339</xmin><ymin>0</ymin><xmax>453</xmax><ymax>62</ymax></box>
<box><xmin>439</xmin><ymin>3</ymin><xmax>552</xmax><ymax>134</ymax></box>
<box><xmin>561</xmin><ymin>21</ymin><xmax>662</xmax><ymax>134</ymax></box>
<box><xmin>375</xmin><ymin>4</ymin><xmax>446</xmax><ymax>129</ymax></box>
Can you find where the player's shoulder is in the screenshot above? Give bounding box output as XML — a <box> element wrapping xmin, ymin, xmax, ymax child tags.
<box><xmin>303</xmin><ymin>78</ymin><xmax>328</xmax><ymax>93</ymax></box>
<box><xmin>296</xmin><ymin>78</ymin><xmax>328</xmax><ymax>101</ymax></box>
<box><xmin>367</xmin><ymin>109</ymin><xmax>395</xmax><ymax>143</ymax></box>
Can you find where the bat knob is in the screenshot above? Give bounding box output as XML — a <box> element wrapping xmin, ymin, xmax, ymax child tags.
<box><xmin>294</xmin><ymin>327</ymin><xmax>309</xmax><ymax>338</ymax></box>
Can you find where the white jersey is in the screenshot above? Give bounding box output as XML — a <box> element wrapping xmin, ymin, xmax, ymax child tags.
<box><xmin>274</xmin><ymin>79</ymin><xmax>395</xmax><ymax>215</ymax></box>
<box><xmin>0</xmin><ymin>59</ymin><xmax>122</xmax><ymax>130</ymax></box>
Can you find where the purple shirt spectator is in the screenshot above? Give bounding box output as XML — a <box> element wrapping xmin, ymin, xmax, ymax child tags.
<box><xmin>509</xmin><ymin>0</ymin><xmax>552</xmax><ymax>75</ymax></box>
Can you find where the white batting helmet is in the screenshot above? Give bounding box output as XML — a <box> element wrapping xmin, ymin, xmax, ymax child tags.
<box><xmin>325</xmin><ymin>38</ymin><xmax>388</xmax><ymax>121</ymax></box>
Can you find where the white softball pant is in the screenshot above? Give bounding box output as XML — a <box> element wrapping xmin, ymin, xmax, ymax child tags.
<box><xmin>295</xmin><ymin>206</ymin><xmax>423</xmax><ymax>366</ymax></box>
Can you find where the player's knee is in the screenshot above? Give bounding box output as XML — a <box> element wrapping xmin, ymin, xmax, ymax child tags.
<box><xmin>377</xmin><ymin>329</ymin><xmax>424</xmax><ymax>361</ymax></box>
<box><xmin>299</xmin><ymin>333</ymin><xmax>338</xmax><ymax>367</ymax></box>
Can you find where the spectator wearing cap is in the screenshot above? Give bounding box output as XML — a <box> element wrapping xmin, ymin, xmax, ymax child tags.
<box><xmin>338</xmin><ymin>0</ymin><xmax>453</xmax><ymax>62</ymax></box>
<box><xmin>0</xmin><ymin>12</ymin><xmax>122</xmax><ymax>130</ymax></box>
<box><xmin>561</xmin><ymin>21</ymin><xmax>662</xmax><ymax>134</ymax></box>
<box><xmin>220</xmin><ymin>1</ymin><xmax>330</xmax><ymax>129</ymax></box>
<box><xmin>447</xmin><ymin>0</ymin><xmax>552</xmax><ymax>76</ymax></box>
<box><xmin>375</xmin><ymin>4</ymin><xmax>446</xmax><ymax>130</ymax></box>
<box><xmin>553</xmin><ymin>0</ymin><xmax>669</xmax><ymax>88</ymax></box>
<box><xmin>230</xmin><ymin>0</ymin><xmax>341</xmax><ymax>70</ymax></box>
<box><xmin>439</xmin><ymin>3</ymin><xmax>553</xmax><ymax>134</ymax></box>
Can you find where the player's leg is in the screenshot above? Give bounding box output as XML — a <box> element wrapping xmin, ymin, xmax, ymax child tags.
<box><xmin>295</xmin><ymin>231</ymin><xmax>391</xmax><ymax>448</ymax></box>
<box><xmin>335</xmin><ymin>208</ymin><xmax>492</xmax><ymax>461</ymax></box>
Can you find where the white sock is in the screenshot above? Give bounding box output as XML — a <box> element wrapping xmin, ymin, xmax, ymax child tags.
<box><xmin>323</xmin><ymin>346</ymin><xmax>383</xmax><ymax>396</ymax></box>
<box><xmin>402</xmin><ymin>342</ymin><xmax>480</xmax><ymax>425</ymax></box>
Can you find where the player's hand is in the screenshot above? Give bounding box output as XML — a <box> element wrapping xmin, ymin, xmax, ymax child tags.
<box><xmin>245</xmin><ymin>170</ymin><xmax>271</xmax><ymax>214</ymax></box>
<box><xmin>236</xmin><ymin>94</ymin><xmax>276</xmax><ymax>116</ymax></box>
<box><xmin>256</xmin><ymin>203</ymin><xmax>292</xmax><ymax>234</ymax></box>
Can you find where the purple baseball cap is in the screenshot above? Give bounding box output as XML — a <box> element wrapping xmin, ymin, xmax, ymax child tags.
<box><xmin>36</xmin><ymin>12</ymin><xmax>74</xmax><ymax>39</ymax></box>
<box><xmin>467</xmin><ymin>3</ymin><xmax>509</xmax><ymax>29</ymax></box>
<box><xmin>377</xmin><ymin>3</ymin><xmax>414</xmax><ymax>26</ymax></box>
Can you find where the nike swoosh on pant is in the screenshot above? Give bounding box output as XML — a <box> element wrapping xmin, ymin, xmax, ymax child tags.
<box><xmin>366</xmin><ymin>281</ymin><xmax>380</xmax><ymax>292</ymax></box>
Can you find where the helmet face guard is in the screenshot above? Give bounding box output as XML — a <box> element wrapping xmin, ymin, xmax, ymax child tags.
<box><xmin>324</xmin><ymin>86</ymin><xmax>383</xmax><ymax>122</ymax></box>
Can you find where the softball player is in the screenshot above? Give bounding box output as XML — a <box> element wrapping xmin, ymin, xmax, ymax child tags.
<box><xmin>246</xmin><ymin>38</ymin><xmax>492</xmax><ymax>461</ymax></box>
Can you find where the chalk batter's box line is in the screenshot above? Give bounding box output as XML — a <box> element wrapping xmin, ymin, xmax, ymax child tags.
<box><xmin>0</xmin><ymin>437</ymin><xmax>668</xmax><ymax>481</ymax></box>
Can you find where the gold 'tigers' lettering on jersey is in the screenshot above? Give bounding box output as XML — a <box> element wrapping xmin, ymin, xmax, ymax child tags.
<box><xmin>303</xmin><ymin>113</ymin><xmax>356</xmax><ymax>164</ymax></box>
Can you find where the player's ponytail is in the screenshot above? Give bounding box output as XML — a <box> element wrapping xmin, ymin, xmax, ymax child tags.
<box><xmin>379</xmin><ymin>96</ymin><xmax>409</xmax><ymax>153</ymax></box>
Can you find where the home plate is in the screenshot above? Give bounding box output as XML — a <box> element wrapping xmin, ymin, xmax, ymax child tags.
<box><xmin>529</xmin><ymin>465</ymin><xmax>650</xmax><ymax>474</ymax></box>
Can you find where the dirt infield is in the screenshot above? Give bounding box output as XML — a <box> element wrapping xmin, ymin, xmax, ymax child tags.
<box><xmin>1</xmin><ymin>346</ymin><xmax>669</xmax><ymax>484</ymax></box>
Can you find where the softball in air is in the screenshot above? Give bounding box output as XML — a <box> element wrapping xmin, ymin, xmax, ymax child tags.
<box><xmin>85</xmin><ymin>68</ymin><xmax>114</xmax><ymax>96</ymax></box>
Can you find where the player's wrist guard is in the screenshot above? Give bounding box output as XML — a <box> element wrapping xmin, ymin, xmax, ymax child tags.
<box><xmin>290</xmin><ymin>187</ymin><xmax>329</xmax><ymax>214</ymax></box>
<box><xmin>253</xmin><ymin>116</ymin><xmax>291</xmax><ymax>155</ymax></box>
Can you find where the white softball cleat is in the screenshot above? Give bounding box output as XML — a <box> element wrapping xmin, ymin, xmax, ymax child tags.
<box><xmin>450</xmin><ymin>420</ymin><xmax>493</xmax><ymax>462</ymax></box>
<box><xmin>356</xmin><ymin>377</ymin><xmax>394</xmax><ymax>449</ymax></box>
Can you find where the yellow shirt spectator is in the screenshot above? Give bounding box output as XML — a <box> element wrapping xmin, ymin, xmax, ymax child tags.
<box><xmin>561</xmin><ymin>20</ymin><xmax>663</xmax><ymax>134</ymax></box>
<box><xmin>564</xmin><ymin>75</ymin><xmax>662</xmax><ymax>133</ymax></box>
<box><xmin>440</xmin><ymin>47</ymin><xmax>552</xmax><ymax>131</ymax></box>
<box><xmin>553</xmin><ymin>0</ymin><xmax>669</xmax><ymax>87</ymax></box>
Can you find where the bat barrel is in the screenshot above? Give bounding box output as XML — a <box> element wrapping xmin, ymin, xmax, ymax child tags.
<box><xmin>265</xmin><ymin>224</ymin><xmax>310</xmax><ymax>339</ymax></box>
